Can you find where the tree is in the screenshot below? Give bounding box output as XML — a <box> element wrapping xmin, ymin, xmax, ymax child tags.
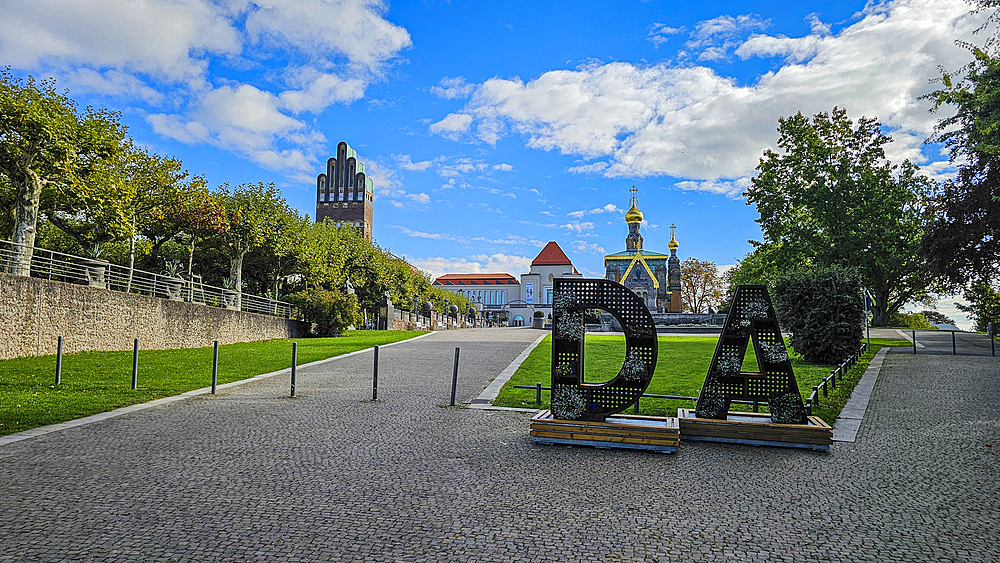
<box><xmin>216</xmin><ymin>182</ymin><xmax>291</xmax><ymax>304</ymax></box>
<box><xmin>0</xmin><ymin>69</ymin><xmax>124</xmax><ymax>274</ymax></box>
<box><xmin>920</xmin><ymin>310</ymin><xmax>956</xmax><ymax>326</ymax></box>
<box><xmin>745</xmin><ymin>107</ymin><xmax>938</xmax><ymax>326</ymax></box>
<box><xmin>955</xmin><ymin>282</ymin><xmax>1000</xmax><ymax>332</ymax></box>
<box><xmin>922</xmin><ymin>3</ymin><xmax>1000</xmax><ymax>290</ymax></box>
<box><xmin>773</xmin><ymin>267</ymin><xmax>864</xmax><ymax>364</ymax></box>
<box><xmin>680</xmin><ymin>257</ymin><xmax>724</xmax><ymax>313</ymax></box>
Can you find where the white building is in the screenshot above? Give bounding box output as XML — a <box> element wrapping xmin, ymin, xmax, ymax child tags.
<box><xmin>432</xmin><ymin>241</ymin><xmax>583</xmax><ymax>326</ymax></box>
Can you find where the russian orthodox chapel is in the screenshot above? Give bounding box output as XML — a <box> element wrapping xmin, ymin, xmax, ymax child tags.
<box><xmin>604</xmin><ymin>187</ymin><xmax>682</xmax><ymax>312</ymax></box>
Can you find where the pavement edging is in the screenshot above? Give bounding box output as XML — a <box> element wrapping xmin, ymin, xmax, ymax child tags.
<box><xmin>469</xmin><ymin>331</ymin><xmax>547</xmax><ymax>409</ymax></box>
<box><xmin>0</xmin><ymin>331</ymin><xmax>436</xmax><ymax>448</ymax></box>
<box><xmin>832</xmin><ymin>346</ymin><xmax>889</xmax><ymax>443</ymax></box>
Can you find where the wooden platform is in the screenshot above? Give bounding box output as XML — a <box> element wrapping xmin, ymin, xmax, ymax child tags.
<box><xmin>677</xmin><ymin>408</ymin><xmax>832</xmax><ymax>451</ymax></box>
<box><xmin>530</xmin><ymin>410</ymin><xmax>679</xmax><ymax>453</ymax></box>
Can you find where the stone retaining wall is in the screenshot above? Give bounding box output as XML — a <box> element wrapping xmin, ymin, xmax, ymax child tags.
<box><xmin>0</xmin><ymin>273</ymin><xmax>308</xmax><ymax>360</ymax></box>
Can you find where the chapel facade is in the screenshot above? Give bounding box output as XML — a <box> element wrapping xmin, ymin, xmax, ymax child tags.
<box><xmin>603</xmin><ymin>187</ymin><xmax>682</xmax><ymax>312</ymax></box>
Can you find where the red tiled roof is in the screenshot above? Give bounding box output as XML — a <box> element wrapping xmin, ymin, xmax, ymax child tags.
<box><xmin>432</xmin><ymin>273</ymin><xmax>520</xmax><ymax>286</ymax></box>
<box><xmin>531</xmin><ymin>241</ymin><xmax>574</xmax><ymax>266</ymax></box>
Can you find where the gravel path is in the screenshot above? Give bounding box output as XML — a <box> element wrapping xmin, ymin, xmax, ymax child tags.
<box><xmin>1</xmin><ymin>329</ymin><xmax>997</xmax><ymax>562</ymax></box>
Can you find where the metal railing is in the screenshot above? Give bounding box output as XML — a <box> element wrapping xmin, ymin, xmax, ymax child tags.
<box><xmin>804</xmin><ymin>342</ymin><xmax>869</xmax><ymax>415</ymax></box>
<box><xmin>1</xmin><ymin>240</ymin><xmax>298</xmax><ymax>319</ymax></box>
<box><xmin>515</xmin><ymin>342</ymin><xmax>874</xmax><ymax>417</ymax></box>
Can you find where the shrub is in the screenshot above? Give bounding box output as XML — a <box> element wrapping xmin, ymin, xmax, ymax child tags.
<box><xmin>533</xmin><ymin>310</ymin><xmax>545</xmax><ymax>318</ymax></box>
<box><xmin>288</xmin><ymin>289</ymin><xmax>361</xmax><ymax>336</ymax></box>
<box><xmin>772</xmin><ymin>267</ymin><xmax>864</xmax><ymax>364</ymax></box>
<box><xmin>889</xmin><ymin>311</ymin><xmax>935</xmax><ymax>330</ymax></box>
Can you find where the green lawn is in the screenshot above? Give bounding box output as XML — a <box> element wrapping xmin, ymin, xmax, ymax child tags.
<box><xmin>493</xmin><ymin>334</ymin><xmax>876</xmax><ymax>425</ymax></box>
<box><xmin>0</xmin><ymin>331</ymin><xmax>425</xmax><ymax>436</ymax></box>
<box><xmin>867</xmin><ymin>338</ymin><xmax>911</xmax><ymax>347</ymax></box>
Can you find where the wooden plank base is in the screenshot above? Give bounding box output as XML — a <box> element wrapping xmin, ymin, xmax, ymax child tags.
<box><xmin>530</xmin><ymin>410</ymin><xmax>679</xmax><ymax>454</ymax></box>
<box><xmin>677</xmin><ymin>408</ymin><xmax>832</xmax><ymax>451</ymax></box>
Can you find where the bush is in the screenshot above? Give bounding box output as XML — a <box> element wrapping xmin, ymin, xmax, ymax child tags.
<box><xmin>773</xmin><ymin>267</ymin><xmax>864</xmax><ymax>364</ymax></box>
<box><xmin>288</xmin><ymin>289</ymin><xmax>361</xmax><ymax>336</ymax></box>
<box><xmin>889</xmin><ymin>312</ymin><xmax>936</xmax><ymax>330</ymax></box>
<box><xmin>533</xmin><ymin>310</ymin><xmax>545</xmax><ymax>318</ymax></box>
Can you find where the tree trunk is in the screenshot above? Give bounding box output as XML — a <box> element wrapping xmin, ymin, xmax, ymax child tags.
<box><xmin>9</xmin><ymin>172</ymin><xmax>44</xmax><ymax>276</ymax></box>
<box><xmin>229</xmin><ymin>250</ymin><xmax>246</xmax><ymax>310</ymax></box>
<box><xmin>127</xmin><ymin>216</ymin><xmax>136</xmax><ymax>293</ymax></box>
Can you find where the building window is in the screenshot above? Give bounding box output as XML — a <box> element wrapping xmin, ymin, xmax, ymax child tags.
<box><xmin>545</xmin><ymin>287</ymin><xmax>553</xmax><ymax>305</ymax></box>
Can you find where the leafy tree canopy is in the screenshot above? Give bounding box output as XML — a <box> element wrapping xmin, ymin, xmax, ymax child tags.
<box><xmin>745</xmin><ymin>107</ymin><xmax>938</xmax><ymax>326</ymax></box>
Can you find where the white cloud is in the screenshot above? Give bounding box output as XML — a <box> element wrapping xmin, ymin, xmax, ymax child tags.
<box><xmin>244</xmin><ymin>0</ymin><xmax>411</xmax><ymax>71</ymax></box>
<box><xmin>684</xmin><ymin>14</ymin><xmax>770</xmax><ymax>61</ymax></box>
<box><xmin>431</xmin><ymin>76</ymin><xmax>476</xmax><ymax>99</ymax></box>
<box><xmin>573</xmin><ymin>240</ymin><xmax>606</xmax><ymax>254</ymax></box>
<box><xmin>435</xmin><ymin>0</ymin><xmax>980</xmax><ymax>194</ymax></box>
<box><xmin>648</xmin><ymin>23</ymin><xmax>684</xmax><ymax>47</ymax></box>
<box><xmin>493</xmin><ymin>163</ymin><xmax>514</xmax><ymax>171</ymax></box>
<box><xmin>429</xmin><ymin>113</ymin><xmax>473</xmax><ymax>139</ymax></box>
<box><xmin>409</xmin><ymin>253</ymin><xmax>533</xmax><ymax>279</ymax></box>
<box><xmin>672</xmin><ymin>178</ymin><xmax>750</xmax><ymax>199</ymax></box>
<box><xmin>560</xmin><ymin>221</ymin><xmax>595</xmax><ymax>235</ymax></box>
<box><xmin>65</xmin><ymin>68</ymin><xmax>165</xmax><ymax>104</ymax></box>
<box><xmin>0</xmin><ymin>0</ymin><xmax>413</xmax><ymax>177</ymax></box>
<box><xmin>0</xmin><ymin>0</ymin><xmax>240</xmax><ymax>80</ymax></box>
<box><xmin>406</xmin><ymin>192</ymin><xmax>431</xmax><ymax>204</ymax></box>
<box><xmin>567</xmin><ymin>203</ymin><xmax>622</xmax><ymax>218</ymax></box>
<box><xmin>568</xmin><ymin>161</ymin><xmax>610</xmax><ymax>175</ymax></box>
<box><xmin>395</xmin><ymin>154</ymin><xmax>436</xmax><ymax>172</ymax></box>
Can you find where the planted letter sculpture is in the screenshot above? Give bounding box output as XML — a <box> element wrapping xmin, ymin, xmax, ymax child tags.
<box><xmin>550</xmin><ymin>278</ymin><xmax>657</xmax><ymax>421</ymax></box>
<box><xmin>696</xmin><ymin>285</ymin><xmax>807</xmax><ymax>424</ymax></box>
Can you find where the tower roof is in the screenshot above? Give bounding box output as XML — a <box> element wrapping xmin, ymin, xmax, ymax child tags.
<box><xmin>532</xmin><ymin>241</ymin><xmax>574</xmax><ymax>266</ymax></box>
<box><xmin>625</xmin><ymin>185</ymin><xmax>643</xmax><ymax>223</ymax></box>
<box><xmin>668</xmin><ymin>224</ymin><xmax>679</xmax><ymax>250</ymax></box>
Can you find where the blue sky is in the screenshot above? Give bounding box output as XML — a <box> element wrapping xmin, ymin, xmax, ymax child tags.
<box><xmin>0</xmin><ymin>0</ymin><xmax>987</xmax><ymax>326</ymax></box>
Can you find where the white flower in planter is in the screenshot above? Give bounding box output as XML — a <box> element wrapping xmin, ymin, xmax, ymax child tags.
<box><xmin>555</xmin><ymin>311</ymin><xmax>585</xmax><ymax>342</ymax></box>
<box><xmin>759</xmin><ymin>341</ymin><xmax>789</xmax><ymax>363</ymax></box>
<box><xmin>621</xmin><ymin>350</ymin><xmax>648</xmax><ymax>382</ymax></box>
<box><xmin>551</xmin><ymin>387</ymin><xmax>587</xmax><ymax>420</ymax></box>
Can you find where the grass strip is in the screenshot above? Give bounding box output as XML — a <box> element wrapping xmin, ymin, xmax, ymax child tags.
<box><xmin>0</xmin><ymin>331</ymin><xmax>425</xmax><ymax>436</ymax></box>
<box><xmin>494</xmin><ymin>334</ymin><xmax>875</xmax><ymax>425</ymax></box>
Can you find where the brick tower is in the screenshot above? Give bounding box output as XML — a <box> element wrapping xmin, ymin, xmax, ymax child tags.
<box><xmin>316</xmin><ymin>141</ymin><xmax>374</xmax><ymax>241</ymax></box>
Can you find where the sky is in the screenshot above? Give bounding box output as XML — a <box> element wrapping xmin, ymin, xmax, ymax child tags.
<box><xmin>0</xmin><ymin>0</ymin><xmax>988</xmax><ymax>328</ymax></box>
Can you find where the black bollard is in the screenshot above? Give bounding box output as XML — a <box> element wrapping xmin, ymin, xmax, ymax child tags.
<box><xmin>912</xmin><ymin>329</ymin><xmax>917</xmax><ymax>354</ymax></box>
<box><xmin>131</xmin><ymin>339</ymin><xmax>139</xmax><ymax>390</ymax></box>
<box><xmin>55</xmin><ymin>336</ymin><xmax>63</xmax><ymax>385</ymax></box>
<box><xmin>290</xmin><ymin>342</ymin><xmax>297</xmax><ymax>398</ymax></box>
<box><xmin>450</xmin><ymin>347</ymin><xmax>460</xmax><ymax>406</ymax></box>
<box><xmin>952</xmin><ymin>331</ymin><xmax>957</xmax><ymax>355</ymax></box>
<box><xmin>373</xmin><ymin>345</ymin><xmax>379</xmax><ymax>401</ymax></box>
<box><xmin>211</xmin><ymin>341</ymin><xmax>219</xmax><ymax>394</ymax></box>
<box><xmin>535</xmin><ymin>382</ymin><xmax>542</xmax><ymax>406</ymax></box>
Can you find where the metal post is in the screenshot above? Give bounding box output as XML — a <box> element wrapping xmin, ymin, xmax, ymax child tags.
<box><xmin>55</xmin><ymin>336</ymin><xmax>63</xmax><ymax>385</ymax></box>
<box><xmin>633</xmin><ymin>398</ymin><xmax>639</xmax><ymax>414</ymax></box>
<box><xmin>535</xmin><ymin>382</ymin><xmax>541</xmax><ymax>406</ymax></box>
<box><xmin>753</xmin><ymin>400</ymin><xmax>758</xmax><ymax>413</ymax></box>
<box><xmin>992</xmin><ymin>328</ymin><xmax>996</xmax><ymax>357</ymax></box>
<box><xmin>211</xmin><ymin>341</ymin><xmax>219</xmax><ymax>394</ymax></box>
<box><xmin>864</xmin><ymin>290</ymin><xmax>871</xmax><ymax>351</ymax></box>
<box><xmin>131</xmin><ymin>339</ymin><xmax>139</xmax><ymax>390</ymax></box>
<box><xmin>812</xmin><ymin>386</ymin><xmax>820</xmax><ymax>406</ymax></box>
<box><xmin>912</xmin><ymin>329</ymin><xmax>917</xmax><ymax>354</ymax></box>
<box><xmin>290</xmin><ymin>342</ymin><xmax>297</xmax><ymax>398</ymax></box>
<box><xmin>450</xmin><ymin>347</ymin><xmax>460</xmax><ymax>406</ymax></box>
<box><xmin>372</xmin><ymin>345</ymin><xmax>379</xmax><ymax>401</ymax></box>
<box><xmin>952</xmin><ymin>330</ymin><xmax>957</xmax><ymax>355</ymax></box>
<box><xmin>822</xmin><ymin>378</ymin><xmax>828</xmax><ymax>397</ymax></box>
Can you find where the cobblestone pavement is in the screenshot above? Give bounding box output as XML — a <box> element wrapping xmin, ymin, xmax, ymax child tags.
<box><xmin>1</xmin><ymin>329</ymin><xmax>997</xmax><ymax>562</ymax></box>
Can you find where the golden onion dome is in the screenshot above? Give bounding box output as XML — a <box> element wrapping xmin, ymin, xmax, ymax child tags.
<box><xmin>625</xmin><ymin>202</ymin><xmax>643</xmax><ymax>223</ymax></box>
<box><xmin>668</xmin><ymin>230</ymin><xmax>679</xmax><ymax>250</ymax></box>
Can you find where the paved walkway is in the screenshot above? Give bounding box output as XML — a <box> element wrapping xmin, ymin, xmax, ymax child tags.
<box><xmin>1</xmin><ymin>329</ymin><xmax>997</xmax><ymax>562</ymax></box>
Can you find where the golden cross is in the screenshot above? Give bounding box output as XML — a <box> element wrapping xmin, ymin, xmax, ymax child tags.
<box><xmin>630</xmin><ymin>185</ymin><xmax>637</xmax><ymax>204</ymax></box>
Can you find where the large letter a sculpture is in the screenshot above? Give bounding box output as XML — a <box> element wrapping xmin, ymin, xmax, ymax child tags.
<box><xmin>696</xmin><ymin>285</ymin><xmax>807</xmax><ymax>425</ymax></box>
